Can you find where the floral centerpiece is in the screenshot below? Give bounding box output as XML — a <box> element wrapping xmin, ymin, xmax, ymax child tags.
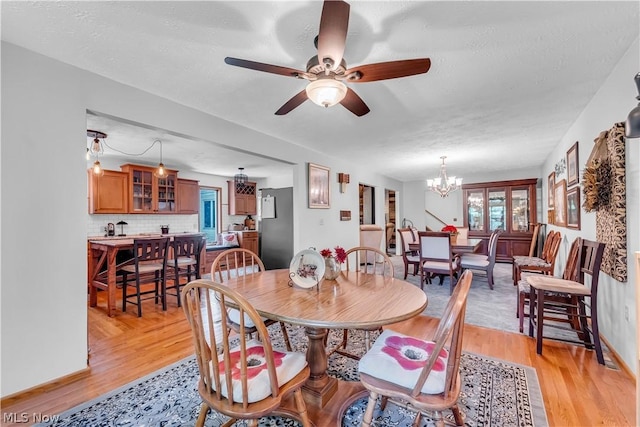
<box><xmin>320</xmin><ymin>246</ymin><xmax>346</xmax><ymax>280</ymax></box>
<box><xmin>441</xmin><ymin>225</ymin><xmax>459</xmax><ymax>236</ymax></box>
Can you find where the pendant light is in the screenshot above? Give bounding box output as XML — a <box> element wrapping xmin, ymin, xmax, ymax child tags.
<box><xmin>154</xmin><ymin>139</ymin><xmax>167</xmax><ymax>178</ymax></box>
<box><xmin>87</xmin><ymin>130</ymin><xmax>106</xmax><ymax>156</ymax></box>
<box><xmin>625</xmin><ymin>73</ymin><xmax>640</xmax><ymax>138</ymax></box>
<box><xmin>92</xmin><ymin>160</ymin><xmax>105</xmax><ymax>177</ymax></box>
<box><xmin>234</xmin><ymin>167</ymin><xmax>248</xmax><ymax>188</ymax></box>
<box><xmin>87</xmin><ymin>130</ymin><xmax>107</xmax><ymax>176</ymax></box>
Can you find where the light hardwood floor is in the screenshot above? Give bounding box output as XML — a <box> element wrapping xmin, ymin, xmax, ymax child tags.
<box><xmin>1</xmin><ymin>290</ymin><xmax>635</xmax><ymax>426</ymax></box>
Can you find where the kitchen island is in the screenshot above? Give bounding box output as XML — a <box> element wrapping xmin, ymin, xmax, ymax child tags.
<box><xmin>87</xmin><ymin>233</ymin><xmax>204</xmax><ymax>317</ymax></box>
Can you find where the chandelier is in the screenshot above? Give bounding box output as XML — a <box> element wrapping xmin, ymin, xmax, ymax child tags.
<box><xmin>427</xmin><ymin>156</ymin><xmax>462</xmax><ymax>198</ymax></box>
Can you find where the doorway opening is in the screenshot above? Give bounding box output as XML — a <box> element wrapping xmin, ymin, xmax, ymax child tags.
<box><xmin>199</xmin><ymin>186</ymin><xmax>221</xmax><ymax>244</ymax></box>
<box><xmin>385</xmin><ymin>189</ymin><xmax>397</xmax><ymax>254</ymax></box>
<box><xmin>359</xmin><ymin>184</ymin><xmax>375</xmax><ymax>224</ymax></box>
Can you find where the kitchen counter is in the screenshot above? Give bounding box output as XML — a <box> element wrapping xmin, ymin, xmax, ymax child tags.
<box><xmin>87</xmin><ymin>232</ymin><xmax>204</xmax><ymax>241</ymax></box>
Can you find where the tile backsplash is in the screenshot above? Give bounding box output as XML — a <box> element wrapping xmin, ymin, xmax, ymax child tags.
<box><xmin>87</xmin><ymin>214</ymin><xmax>199</xmax><ymax>237</ymax></box>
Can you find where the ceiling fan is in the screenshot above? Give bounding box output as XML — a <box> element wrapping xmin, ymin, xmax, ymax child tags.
<box><xmin>224</xmin><ymin>0</ymin><xmax>431</xmax><ymax>117</ymax></box>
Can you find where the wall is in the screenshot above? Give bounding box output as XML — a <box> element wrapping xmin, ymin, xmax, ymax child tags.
<box><xmin>541</xmin><ymin>38</ymin><xmax>639</xmax><ymax>371</ymax></box>
<box><xmin>0</xmin><ymin>42</ymin><xmax>402</xmax><ymax>396</ymax></box>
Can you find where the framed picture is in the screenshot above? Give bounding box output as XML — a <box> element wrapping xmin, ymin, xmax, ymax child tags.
<box><xmin>566</xmin><ymin>141</ymin><xmax>579</xmax><ymax>187</ymax></box>
<box><xmin>547</xmin><ymin>208</ymin><xmax>555</xmax><ymax>225</ymax></box>
<box><xmin>547</xmin><ymin>171</ymin><xmax>555</xmax><ymax>208</ymax></box>
<box><xmin>554</xmin><ymin>179</ymin><xmax>567</xmax><ymax>227</ymax></box>
<box><xmin>566</xmin><ymin>186</ymin><xmax>581</xmax><ymax>230</ymax></box>
<box><xmin>308</xmin><ymin>163</ymin><xmax>330</xmax><ymax>208</ymax></box>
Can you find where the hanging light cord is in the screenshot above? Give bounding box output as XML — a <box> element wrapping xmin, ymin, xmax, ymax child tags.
<box><xmin>100</xmin><ymin>138</ymin><xmax>161</xmax><ymax>157</ymax></box>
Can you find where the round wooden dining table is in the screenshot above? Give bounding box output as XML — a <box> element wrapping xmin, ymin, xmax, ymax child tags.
<box><xmin>221</xmin><ymin>268</ymin><xmax>428</xmax><ymax>409</ymax></box>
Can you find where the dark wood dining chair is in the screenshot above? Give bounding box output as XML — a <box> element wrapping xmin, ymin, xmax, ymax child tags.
<box><xmin>357</xmin><ymin>270</ymin><xmax>473</xmax><ymax>427</ymax></box>
<box><xmin>330</xmin><ymin>246</ymin><xmax>395</xmax><ymax>359</ymax></box>
<box><xmin>166</xmin><ymin>234</ymin><xmax>205</xmax><ymax>307</ymax></box>
<box><xmin>121</xmin><ymin>237</ymin><xmax>170</xmax><ymax>317</ymax></box>
<box><xmin>517</xmin><ymin>237</ymin><xmax>581</xmax><ymax>333</ymax></box>
<box><xmin>418</xmin><ymin>231</ymin><xmax>461</xmax><ymax>295</ymax></box>
<box><xmin>211</xmin><ymin>248</ymin><xmax>292</xmax><ymax>351</ymax></box>
<box><xmin>180</xmin><ymin>279</ymin><xmax>311</xmax><ymax>426</ymax></box>
<box><xmin>528</xmin><ymin>239</ymin><xmax>606</xmax><ymax>364</ymax></box>
<box><xmin>397</xmin><ymin>227</ymin><xmax>420</xmax><ymax>280</ymax></box>
<box><xmin>513</xmin><ymin>230</ymin><xmax>562</xmax><ymax>286</ymax></box>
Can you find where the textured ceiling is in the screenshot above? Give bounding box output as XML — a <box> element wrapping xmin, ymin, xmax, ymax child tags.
<box><xmin>2</xmin><ymin>1</ymin><xmax>639</xmax><ymax>181</ymax></box>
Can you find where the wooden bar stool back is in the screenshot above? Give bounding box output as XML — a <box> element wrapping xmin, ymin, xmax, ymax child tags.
<box><xmin>121</xmin><ymin>237</ymin><xmax>170</xmax><ymax>317</ymax></box>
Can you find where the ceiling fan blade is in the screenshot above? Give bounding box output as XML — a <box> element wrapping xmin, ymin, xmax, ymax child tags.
<box><xmin>345</xmin><ymin>58</ymin><xmax>431</xmax><ymax>83</ymax></box>
<box><xmin>340</xmin><ymin>88</ymin><xmax>370</xmax><ymax>117</ymax></box>
<box><xmin>317</xmin><ymin>0</ymin><xmax>350</xmax><ymax>72</ymax></box>
<box><xmin>275</xmin><ymin>90</ymin><xmax>308</xmax><ymax>115</ymax></box>
<box><xmin>225</xmin><ymin>57</ymin><xmax>305</xmax><ymax>78</ymax></box>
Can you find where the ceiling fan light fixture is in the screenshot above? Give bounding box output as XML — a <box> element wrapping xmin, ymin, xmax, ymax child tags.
<box><xmin>305</xmin><ymin>79</ymin><xmax>347</xmax><ymax>108</ymax></box>
<box><xmin>625</xmin><ymin>73</ymin><xmax>640</xmax><ymax>138</ymax></box>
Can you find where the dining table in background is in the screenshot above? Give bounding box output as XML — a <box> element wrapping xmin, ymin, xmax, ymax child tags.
<box><xmin>409</xmin><ymin>236</ymin><xmax>483</xmax><ymax>255</ymax></box>
<box><xmin>220</xmin><ymin>268</ymin><xmax>428</xmax><ymax>411</ymax></box>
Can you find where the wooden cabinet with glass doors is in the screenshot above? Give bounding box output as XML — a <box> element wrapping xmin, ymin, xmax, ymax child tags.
<box><xmin>462</xmin><ymin>178</ymin><xmax>538</xmax><ymax>263</ymax></box>
<box><xmin>120</xmin><ymin>164</ymin><xmax>178</xmax><ymax>213</ymax></box>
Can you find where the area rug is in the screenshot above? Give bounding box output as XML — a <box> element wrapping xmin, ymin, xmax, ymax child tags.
<box><xmin>38</xmin><ymin>325</ymin><xmax>548</xmax><ymax>427</ymax></box>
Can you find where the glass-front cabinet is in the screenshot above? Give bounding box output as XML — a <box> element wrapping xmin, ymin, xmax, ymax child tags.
<box><xmin>467</xmin><ymin>190</ymin><xmax>485</xmax><ymax>232</ymax></box>
<box><xmin>462</xmin><ymin>179</ymin><xmax>538</xmax><ymax>262</ymax></box>
<box><xmin>488</xmin><ymin>189</ymin><xmax>506</xmax><ymax>231</ymax></box>
<box><xmin>121</xmin><ymin>164</ymin><xmax>178</xmax><ymax>213</ymax></box>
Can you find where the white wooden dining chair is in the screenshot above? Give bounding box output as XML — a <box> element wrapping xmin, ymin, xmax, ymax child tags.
<box><xmin>181</xmin><ymin>279</ymin><xmax>311</xmax><ymax>427</ymax></box>
<box><xmin>211</xmin><ymin>248</ymin><xmax>292</xmax><ymax>351</ymax></box>
<box><xmin>358</xmin><ymin>270</ymin><xmax>473</xmax><ymax>427</ymax></box>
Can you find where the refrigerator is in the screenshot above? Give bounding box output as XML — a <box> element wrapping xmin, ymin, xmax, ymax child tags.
<box><xmin>259</xmin><ymin>187</ymin><xmax>294</xmax><ymax>270</ymax></box>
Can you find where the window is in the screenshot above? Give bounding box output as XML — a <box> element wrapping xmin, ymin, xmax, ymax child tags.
<box><xmin>199</xmin><ymin>187</ymin><xmax>221</xmax><ymax>243</ymax></box>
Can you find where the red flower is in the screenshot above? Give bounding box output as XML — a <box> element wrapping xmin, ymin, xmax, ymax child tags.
<box><xmin>221</xmin><ymin>345</ymin><xmax>285</xmax><ymax>380</ymax></box>
<box><xmin>381</xmin><ymin>335</ymin><xmax>447</xmax><ymax>371</ymax></box>
<box><xmin>320</xmin><ymin>246</ymin><xmax>346</xmax><ymax>264</ymax></box>
<box><xmin>441</xmin><ymin>225</ymin><xmax>458</xmax><ymax>233</ymax></box>
<box><xmin>320</xmin><ymin>248</ymin><xmax>333</xmax><ymax>258</ymax></box>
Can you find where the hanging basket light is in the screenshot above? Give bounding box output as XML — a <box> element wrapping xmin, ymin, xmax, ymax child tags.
<box><xmin>234</xmin><ymin>167</ymin><xmax>248</xmax><ymax>188</ymax></box>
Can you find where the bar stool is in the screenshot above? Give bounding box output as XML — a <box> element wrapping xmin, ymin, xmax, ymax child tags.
<box><xmin>166</xmin><ymin>234</ymin><xmax>205</xmax><ymax>307</ymax></box>
<box><xmin>121</xmin><ymin>237</ymin><xmax>170</xmax><ymax>317</ymax></box>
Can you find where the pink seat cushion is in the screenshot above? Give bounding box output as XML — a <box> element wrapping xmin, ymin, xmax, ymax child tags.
<box><xmin>358</xmin><ymin>329</ymin><xmax>448</xmax><ymax>394</ymax></box>
<box><xmin>212</xmin><ymin>339</ymin><xmax>307</xmax><ymax>403</ymax></box>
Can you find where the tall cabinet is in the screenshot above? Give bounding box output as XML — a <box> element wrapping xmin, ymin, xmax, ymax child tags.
<box><xmin>462</xmin><ymin>178</ymin><xmax>538</xmax><ymax>262</ymax></box>
<box><xmin>227</xmin><ymin>181</ymin><xmax>257</xmax><ymax>215</ymax></box>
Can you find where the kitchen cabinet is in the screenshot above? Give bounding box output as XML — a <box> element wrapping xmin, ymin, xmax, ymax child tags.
<box><xmin>121</xmin><ymin>164</ymin><xmax>178</xmax><ymax>213</ymax></box>
<box><xmin>227</xmin><ymin>181</ymin><xmax>257</xmax><ymax>215</ymax></box>
<box><xmin>88</xmin><ymin>169</ymin><xmax>128</xmax><ymax>214</ymax></box>
<box><xmin>462</xmin><ymin>178</ymin><xmax>538</xmax><ymax>262</ymax></box>
<box><xmin>237</xmin><ymin>230</ymin><xmax>259</xmax><ymax>255</ymax></box>
<box><xmin>177</xmin><ymin>178</ymin><xmax>199</xmax><ymax>214</ymax></box>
